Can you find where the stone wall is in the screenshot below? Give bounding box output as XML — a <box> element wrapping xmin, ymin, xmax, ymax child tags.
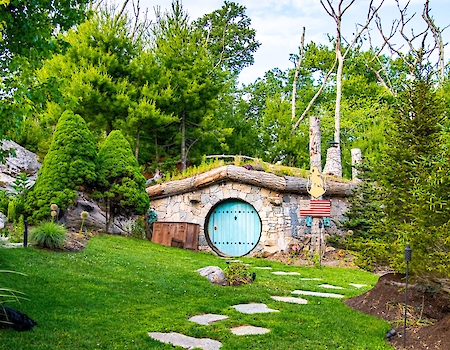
<box><xmin>151</xmin><ymin>180</ymin><xmax>349</xmax><ymax>257</ymax></box>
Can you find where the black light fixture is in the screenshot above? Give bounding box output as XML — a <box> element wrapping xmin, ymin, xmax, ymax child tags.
<box><xmin>403</xmin><ymin>244</ymin><xmax>412</xmax><ymax>349</ymax></box>
<box><xmin>23</xmin><ymin>219</ymin><xmax>28</xmax><ymax>248</ymax></box>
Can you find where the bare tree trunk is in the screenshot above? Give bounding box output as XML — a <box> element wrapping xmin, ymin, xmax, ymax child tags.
<box><xmin>292</xmin><ymin>27</ymin><xmax>306</xmax><ymax>121</ymax></box>
<box><xmin>135</xmin><ymin>128</ymin><xmax>140</xmax><ymax>160</ymax></box>
<box><xmin>309</xmin><ymin>116</ymin><xmax>322</xmax><ymax>171</ymax></box>
<box><xmin>334</xmin><ymin>48</ymin><xmax>343</xmax><ymax>145</ymax></box>
<box><xmin>105</xmin><ymin>198</ymin><xmax>111</xmax><ymax>234</ymax></box>
<box><xmin>309</xmin><ymin>115</ymin><xmax>323</xmax><ymax>253</ymax></box>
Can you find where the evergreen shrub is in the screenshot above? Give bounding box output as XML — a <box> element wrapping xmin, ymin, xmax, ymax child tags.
<box><xmin>96</xmin><ymin>130</ymin><xmax>149</xmax><ymax>232</ymax></box>
<box><xmin>25</xmin><ymin>110</ymin><xmax>97</xmax><ymax>223</ymax></box>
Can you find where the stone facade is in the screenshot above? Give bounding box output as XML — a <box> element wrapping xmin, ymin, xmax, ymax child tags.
<box><xmin>151</xmin><ymin>179</ymin><xmax>349</xmax><ymax>257</ymax></box>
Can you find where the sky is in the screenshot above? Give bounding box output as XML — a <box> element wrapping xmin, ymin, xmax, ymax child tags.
<box><xmin>132</xmin><ymin>0</ymin><xmax>450</xmax><ymax>85</ymax></box>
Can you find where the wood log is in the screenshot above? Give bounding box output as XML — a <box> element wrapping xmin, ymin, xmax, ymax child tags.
<box><xmin>284</xmin><ymin>176</ymin><xmax>308</xmax><ymax>193</ymax></box>
<box><xmin>193</xmin><ymin>166</ymin><xmax>228</xmax><ymax>188</ymax></box>
<box><xmin>226</xmin><ymin>165</ymin><xmax>286</xmax><ymax>191</ymax></box>
<box><xmin>146</xmin><ymin>165</ymin><xmax>355</xmax><ymax>199</ymax></box>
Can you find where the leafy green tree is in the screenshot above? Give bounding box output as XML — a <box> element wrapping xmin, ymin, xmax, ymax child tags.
<box><xmin>25</xmin><ymin>110</ymin><xmax>97</xmax><ymax>223</ymax></box>
<box><xmin>95</xmin><ymin>130</ymin><xmax>149</xmax><ymax>233</ymax></box>
<box><xmin>0</xmin><ymin>0</ymin><xmax>89</xmax><ymax>160</ymax></box>
<box><xmin>193</xmin><ymin>1</ymin><xmax>260</xmax><ymax>74</ymax></box>
<box><xmin>152</xmin><ymin>1</ymin><xmax>227</xmax><ymax>170</ymax></box>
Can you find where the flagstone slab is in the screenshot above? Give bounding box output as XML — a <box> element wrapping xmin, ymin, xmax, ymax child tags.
<box><xmin>300</xmin><ymin>278</ymin><xmax>322</xmax><ymax>281</ymax></box>
<box><xmin>254</xmin><ymin>267</ymin><xmax>273</xmax><ymax>270</ymax></box>
<box><xmin>271</xmin><ymin>296</ymin><xmax>308</xmax><ymax>304</ymax></box>
<box><xmin>230</xmin><ymin>325</ymin><xmax>271</xmax><ymax>335</ymax></box>
<box><xmin>319</xmin><ymin>284</ymin><xmax>345</xmax><ymax>290</ymax></box>
<box><xmin>148</xmin><ymin>332</ymin><xmax>222</xmax><ymax>350</ymax></box>
<box><xmin>189</xmin><ymin>314</ymin><xmax>229</xmax><ymax>325</ymax></box>
<box><xmin>349</xmin><ymin>283</ymin><xmax>368</xmax><ymax>289</ymax></box>
<box><xmin>232</xmin><ymin>303</ymin><xmax>280</xmax><ymax>314</ymax></box>
<box><xmin>291</xmin><ymin>290</ymin><xmax>344</xmax><ymax>299</ymax></box>
<box><xmin>271</xmin><ymin>271</ymin><xmax>301</xmax><ymax>275</ymax></box>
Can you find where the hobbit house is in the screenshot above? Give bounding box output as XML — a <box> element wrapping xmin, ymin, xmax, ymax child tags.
<box><xmin>146</xmin><ymin>165</ymin><xmax>354</xmax><ymax>257</ymax></box>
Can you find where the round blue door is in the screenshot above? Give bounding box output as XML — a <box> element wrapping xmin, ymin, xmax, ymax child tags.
<box><xmin>206</xmin><ymin>200</ymin><xmax>261</xmax><ymax>257</ymax></box>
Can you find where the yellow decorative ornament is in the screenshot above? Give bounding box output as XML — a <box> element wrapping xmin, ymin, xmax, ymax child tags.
<box><xmin>307</xmin><ymin>167</ymin><xmax>326</xmax><ymax>199</ymax></box>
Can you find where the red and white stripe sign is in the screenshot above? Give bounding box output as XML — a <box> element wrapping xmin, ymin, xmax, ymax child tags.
<box><xmin>299</xmin><ymin>200</ymin><xmax>331</xmax><ymax>217</ymax></box>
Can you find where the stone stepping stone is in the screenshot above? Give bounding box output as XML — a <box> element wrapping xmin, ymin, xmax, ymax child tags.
<box><xmin>148</xmin><ymin>332</ymin><xmax>222</xmax><ymax>350</ymax></box>
<box><xmin>189</xmin><ymin>314</ymin><xmax>229</xmax><ymax>325</ymax></box>
<box><xmin>271</xmin><ymin>296</ymin><xmax>308</xmax><ymax>304</ymax></box>
<box><xmin>300</xmin><ymin>278</ymin><xmax>322</xmax><ymax>281</ymax></box>
<box><xmin>232</xmin><ymin>303</ymin><xmax>280</xmax><ymax>314</ymax></box>
<box><xmin>271</xmin><ymin>271</ymin><xmax>301</xmax><ymax>275</ymax></box>
<box><xmin>349</xmin><ymin>283</ymin><xmax>368</xmax><ymax>288</ymax></box>
<box><xmin>319</xmin><ymin>284</ymin><xmax>344</xmax><ymax>290</ymax></box>
<box><xmin>291</xmin><ymin>290</ymin><xmax>344</xmax><ymax>299</ymax></box>
<box><xmin>230</xmin><ymin>325</ymin><xmax>271</xmax><ymax>335</ymax></box>
<box><xmin>254</xmin><ymin>267</ymin><xmax>273</xmax><ymax>270</ymax></box>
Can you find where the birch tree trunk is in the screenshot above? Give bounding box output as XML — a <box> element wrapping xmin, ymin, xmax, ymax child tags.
<box><xmin>309</xmin><ymin>115</ymin><xmax>323</xmax><ymax>253</ymax></box>
<box><xmin>309</xmin><ymin>115</ymin><xmax>322</xmax><ymax>171</ymax></box>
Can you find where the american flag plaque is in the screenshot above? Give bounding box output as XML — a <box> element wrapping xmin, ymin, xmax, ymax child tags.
<box><xmin>299</xmin><ymin>199</ymin><xmax>331</xmax><ymax>217</ymax></box>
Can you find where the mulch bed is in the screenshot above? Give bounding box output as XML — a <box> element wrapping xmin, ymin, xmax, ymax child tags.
<box><xmin>345</xmin><ymin>273</ymin><xmax>450</xmax><ymax>349</ymax></box>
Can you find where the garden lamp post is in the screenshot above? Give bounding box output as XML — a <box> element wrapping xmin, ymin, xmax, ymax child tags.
<box><xmin>23</xmin><ymin>219</ymin><xmax>28</xmax><ymax>248</ymax></box>
<box><xmin>403</xmin><ymin>244</ymin><xmax>412</xmax><ymax>349</ymax></box>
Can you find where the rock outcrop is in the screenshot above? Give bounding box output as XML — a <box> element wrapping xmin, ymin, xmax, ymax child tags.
<box><xmin>0</xmin><ymin>140</ymin><xmax>41</xmax><ymax>193</ymax></box>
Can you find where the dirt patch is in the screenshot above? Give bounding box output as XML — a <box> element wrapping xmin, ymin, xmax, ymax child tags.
<box><xmin>62</xmin><ymin>230</ymin><xmax>96</xmax><ymax>252</ymax></box>
<box><xmin>345</xmin><ymin>273</ymin><xmax>450</xmax><ymax>349</ymax></box>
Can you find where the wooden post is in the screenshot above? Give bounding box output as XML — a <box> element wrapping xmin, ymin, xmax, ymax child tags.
<box><xmin>309</xmin><ymin>116</ymin><xmax>322</xmax><ymax>254</ymax></box>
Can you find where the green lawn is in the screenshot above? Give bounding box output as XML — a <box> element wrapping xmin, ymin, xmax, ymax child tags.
<box><xmin>0</xmin><ymin>235</ymin><xmax>392</xmax><ymax>349</ymax></box>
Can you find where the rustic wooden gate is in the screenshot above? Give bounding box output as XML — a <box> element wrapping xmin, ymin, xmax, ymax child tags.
<box><xmin>206</xmin><ymin>199</ymin><xmax>261</xmax><ymax>257</ymax></box>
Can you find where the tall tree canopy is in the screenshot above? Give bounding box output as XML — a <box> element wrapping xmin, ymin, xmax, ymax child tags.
<box><xmin>193</xmin><ymin>1</ymin><xmax>260</xmax><ymax>74</ymax></box>
<box><xmin>151</xmin><ymin>0</ymin><xmax>227</xmax><ymax>170</ymax></box>
<box><xmin>0</xmin><ymin>0</ymin><xmax>89</xmax><ymax>159</ymax></box>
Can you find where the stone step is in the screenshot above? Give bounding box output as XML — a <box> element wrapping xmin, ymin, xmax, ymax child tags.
<box><xmin>189</xmin><ymin>314</ymin><xmax>229</xmax><ymax>325</ymax></box>
<box><xmin>148</xmin><ymin>332</ymin><xmax>222</xmax><ymax>350</ymax></box>
<box><xmin>271</xmin><ymin>296</ymin><xmax>308</xmax><ymax>304</ymax></box>
<box><xmin>291</xmin><ymin>290</ymin><xmax>344</xmax><ymax>299</ymax></box>
<box><xmin>230</xmin><ymin>325</ymin><xmax>270</xmax><ymax>335</ymax></box>
<box><xmin>232</xmin><ymin>303</ymin><xmax>279</xmax><ymax>314</ymax></box>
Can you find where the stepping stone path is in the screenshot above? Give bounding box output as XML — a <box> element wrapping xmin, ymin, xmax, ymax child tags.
<box><xmin>291</xmin><ymin>290</ymin><xmax>344</xmax><ymax>299</ymax></box>
<box><xmin>319</xmin><ymin>284</ymin><xmax>344</xmax><ymax>290</ymax></box>
<box><xmin>271</xmin><ymin>296</ymin><xmax>308</xmax><ymax>304</ymax></box>
<box><xmin>149</xmin><ymin>268</ymin><xmax>369</xmax><ymax>348</ymax></box>
<box><xmin>148</xmin><ymin>332</ymin><xmax>222</xmax><ymax>350</ymax></box>
<box><xmin>189</xmin><ymin>314</ymin><xmax>229</xmax><ymax>325</ymax></box>
<box><xmin>230</xmin><ymin>325</ymin><xmax>271</xmax><ymax>335</ymax></box>
<box><xmin>232</xmin><ymin>303</ymin><xmax>279</xmax><ymax>314</ymax></box>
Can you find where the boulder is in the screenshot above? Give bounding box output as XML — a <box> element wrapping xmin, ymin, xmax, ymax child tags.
<box><xmin>0</xmin><ymin>212</ymin><xmax>6</xmax><ymax>229</ymax></box>
<box><xmin>0</xmin><ymin>140</ymin><xmax>41</xmax><ymax>193</ymax></box>
<box><xmin>196</xmin><ymin>266</ymin><xmax>227</xmax><ymax>286</ymax></box>
<box><xmin>61</xmin><ymin>192</ymin><xmax>137</xmax><ymax>235</ymax></box>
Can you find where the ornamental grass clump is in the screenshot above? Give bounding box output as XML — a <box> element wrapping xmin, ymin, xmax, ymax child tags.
<box><xmin>30</xmin><ymin>222</ymin><xmax>67</xmax><ymax>250</ymax></box>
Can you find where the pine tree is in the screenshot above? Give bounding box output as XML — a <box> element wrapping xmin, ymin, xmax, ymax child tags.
<box><xmin>25</xmin><ymin>110</ymin><xmax>97</xmax><ymax>223</ymax></box>
<box><xmin>95</xmin><ymin>130</ymin><xmax>149</xmax><ymax>233</ymax></box>
<box><xmin>347</xmin><ymin>78</ymin><xmax>450</xmax><ymax>279</ymax></box>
